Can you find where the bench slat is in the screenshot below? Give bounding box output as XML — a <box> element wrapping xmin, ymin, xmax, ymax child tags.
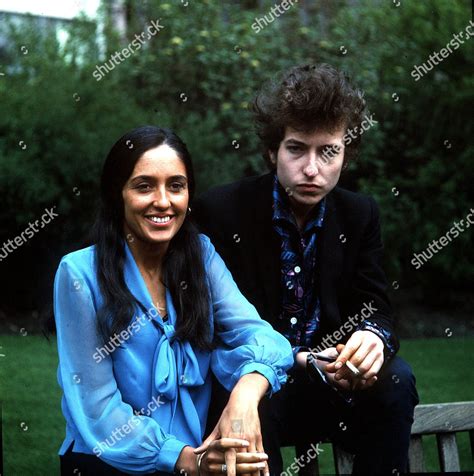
<box><xmin>408</xmin><ymin>435</ymin><xmax>425</xmax><ymax>473</ymax></box>
<box><xmin>298</xmin><ymin>462</ymin><xmax>320</xmax><ymax>476</ymax></box>
<box><xmin>333</xmin><ymin>445</ymin><xmax>354</xmax><ymax>475</ymax></box>
<box><xmin>412</xmin><ymin>402</ymin><xmax>474</xmax><ymax>434</ymax></box>
<box><xmin>436</xmin><ymin>433</ymin><xmax>461</xmax><ymax>472</ymax></box>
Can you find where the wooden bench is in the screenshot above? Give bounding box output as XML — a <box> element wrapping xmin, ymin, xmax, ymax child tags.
<box><xmin>293</xmin><ymin>401</ymin><xmax>474</xmax><ymax>474</ymax></box>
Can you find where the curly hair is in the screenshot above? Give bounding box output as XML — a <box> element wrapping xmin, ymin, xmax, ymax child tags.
<box><xmin>251</xmin><ymin>63</ymin><xmax>367</xmax><ymax>169</ymax></box>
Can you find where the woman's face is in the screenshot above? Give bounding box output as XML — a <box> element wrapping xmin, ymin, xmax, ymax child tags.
<box><xmin>122</xmin><ymin>144</ymin><xmax>189</xmax><ymax>248</ymax></box>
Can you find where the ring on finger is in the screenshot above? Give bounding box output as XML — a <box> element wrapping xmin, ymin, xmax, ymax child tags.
<box><xmin>221</xmin><ymin>463</ymin><xmax>227</xmax><ymax>473</ymax></box>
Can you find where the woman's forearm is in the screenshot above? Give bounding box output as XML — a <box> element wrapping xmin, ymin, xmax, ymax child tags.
<box><xmin>228</xmin><ymin>372</ymin><xmax>269</xmax><ymax>406</ymax></box>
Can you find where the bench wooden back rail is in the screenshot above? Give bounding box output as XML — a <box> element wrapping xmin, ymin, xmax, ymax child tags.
<box><xmin>293</xmin><ymin>401</ymin><xmax>474</xmax><ymax>475</ymax></box>
<box><xmin>407</xmin><ymin>401</ymin><xmax>474</xmax><ymax>473</ymax></box>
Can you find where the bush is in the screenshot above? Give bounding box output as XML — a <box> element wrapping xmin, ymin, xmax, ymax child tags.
<box><xmin>0</xmin><ymin>0</ymin><xmax>471</xmax><ymax>314</ymax></box>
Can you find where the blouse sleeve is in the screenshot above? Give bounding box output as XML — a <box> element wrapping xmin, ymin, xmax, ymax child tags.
<box><xmin>54</xmin><ymin>257</ymin><xmax>187</xmax><ymax>474</ymax></box>
<box><xmin>202</xmin><ymin>235</ymin><xmax>293</xmax><ymax>397</ymax></box>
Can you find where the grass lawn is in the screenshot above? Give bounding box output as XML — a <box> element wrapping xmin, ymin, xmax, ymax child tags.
<box><xmin>1</xmin><ymin>335</ymin><xmax>473</xmax><ymax>475</ymax></box>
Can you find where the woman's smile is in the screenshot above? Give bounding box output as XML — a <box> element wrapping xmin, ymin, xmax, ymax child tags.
<box><xmin>144</xmin><ymin>214</ymin><xmax>174</xmax><ymax>226</ymax></box>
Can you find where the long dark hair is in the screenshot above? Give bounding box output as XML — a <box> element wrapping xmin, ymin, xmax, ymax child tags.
<box><xmin>93</xmin><ymin>125</ymin><xmax>212</xmax><ymax>350</ymax></box>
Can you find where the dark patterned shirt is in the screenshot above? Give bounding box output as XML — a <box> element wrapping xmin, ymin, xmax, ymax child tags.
<box><xmin>272</xmin><ymin>173</ymin><xmax>326</xmax><ymax>348</ymax></box>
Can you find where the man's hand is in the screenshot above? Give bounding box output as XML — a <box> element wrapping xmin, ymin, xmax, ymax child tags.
<box><xmin>296</xmin><ymin>348</ymin><xmax>352</xmax><ymax>391</ymax></box>
<box><xmin>325</xmin><ymin>330</ymin><xmax>384</xmax><ymax>390</ymax></box>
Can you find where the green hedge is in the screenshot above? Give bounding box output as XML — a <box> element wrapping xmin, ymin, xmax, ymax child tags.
<box><xmin>0</xmin><ymin>0</ymin><xmax>472</xmax><ymax>311</ymax></box>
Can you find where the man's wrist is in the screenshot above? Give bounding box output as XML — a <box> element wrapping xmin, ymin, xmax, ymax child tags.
<box><xmin>296</xmin><ymin>351</ymin><xmax>309</xmax><ymax>367</ymax></box>
<box><xmin>356</xmin><ymin>321</ymin><xmax>397</xmax><ymax>358</ymax></box>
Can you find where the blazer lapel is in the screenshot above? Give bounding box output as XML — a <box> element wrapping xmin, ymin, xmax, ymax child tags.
<box><xmin>316</xmin><ymin>190</ymin><xmax>344</xmax><ymax>330</ymax></box>
<box><xmin>251</xmin><ymin>174</ymin><xmax>281</xmax><ymax>323</ymax></box>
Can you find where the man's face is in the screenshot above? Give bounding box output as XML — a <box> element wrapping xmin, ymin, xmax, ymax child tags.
<box><xmin>271</xmin><ymin>126</ymin><xmax>346</xmax><ymax>216</ymax></box>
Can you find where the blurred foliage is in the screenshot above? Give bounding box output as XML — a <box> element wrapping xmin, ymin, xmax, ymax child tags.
<box><xmin>0</xmin><ymin>0</ymin><xmax>472</xmax><ymax>312</ymax></box>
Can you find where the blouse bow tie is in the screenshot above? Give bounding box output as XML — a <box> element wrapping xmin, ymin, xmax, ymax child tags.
<box><xmin>153</xmin><ymin>323</ymin><xmax>205</xmax><ymax>400</ymax></box>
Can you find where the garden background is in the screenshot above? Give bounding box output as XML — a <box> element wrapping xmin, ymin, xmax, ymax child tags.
<box><xmin>0</xmin><ymin>0</ymin><xmax>472</xmax><ymax>474</ymax></box>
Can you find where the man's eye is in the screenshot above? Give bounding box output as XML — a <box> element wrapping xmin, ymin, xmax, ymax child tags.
<box><xmin>287</xmin><ymin>145</ymin><xmax>302</xmax><ymax>153</ymax></box>
<box><xmin>322</xmin><ymin>145</ymin><xmax>340</xmax><ymax>156</ymax></box>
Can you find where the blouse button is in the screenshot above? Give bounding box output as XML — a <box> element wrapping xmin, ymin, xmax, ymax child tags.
<box><xmin>294</xmin><ymin>266</ymin><xmax>301</xmax><ymax>274</ymax></box>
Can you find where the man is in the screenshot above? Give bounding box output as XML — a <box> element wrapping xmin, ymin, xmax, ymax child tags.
<box><xmin>193</xmin><ymin>64</ymin><xmax>419</xmax><ymax>475</ymax></box>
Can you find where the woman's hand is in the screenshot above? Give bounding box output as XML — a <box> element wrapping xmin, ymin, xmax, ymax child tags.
<box><xmin>175</xmin><ymin>441</ymin><xmax>266</xmax><ymax>476</ymax></box>
<box><xmin>200</xmin><ymin>439</ymin><xmax>268</xmax><ymax>475</ymax></box>
<box><xmin>195</xmin><ymin>373</ymin><xmax>270</xmax><ymax>476</ymax></box>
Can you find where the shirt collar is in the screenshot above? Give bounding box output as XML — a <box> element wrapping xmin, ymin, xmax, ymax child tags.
<box><xmin>272</xmin><ymin>172</ymin><xmax>326</xmax><ymax>233</ymax></box>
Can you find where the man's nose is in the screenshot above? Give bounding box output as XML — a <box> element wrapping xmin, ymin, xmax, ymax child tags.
<box><xmin>303</xmin><ymin>151</ymin><xmax>319</xmax><ymax>177</ymax></box>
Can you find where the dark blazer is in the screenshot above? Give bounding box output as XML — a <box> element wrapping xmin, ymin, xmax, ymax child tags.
<box><xmin>193</xmin><ymin>172</ymin><xmax>399</xmax><ymax>355</ymax></box>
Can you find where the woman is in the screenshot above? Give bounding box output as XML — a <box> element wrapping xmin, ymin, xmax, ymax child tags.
<box><xmin>54</xmin><ymin>125</ymin><xmax>293</xmax><ymax>475</ymax></box>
